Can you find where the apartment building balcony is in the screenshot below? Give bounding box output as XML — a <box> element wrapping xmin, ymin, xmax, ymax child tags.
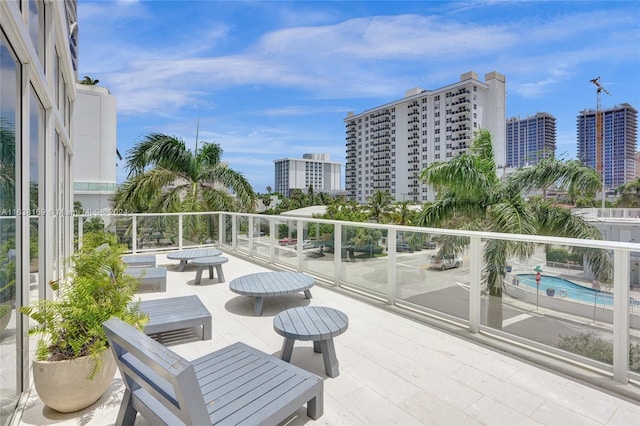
<box><xmin>451</xmin><ymin>107</ymin><xmax>470</xmax><ymax>116</ymax></box>
<box><xmin>448</xmin><ymin>88</ymin><xmax>471</xmax><ymax>97</ymax></box>
<box><xmin>451</xmin><ymin>98</ymin><xmax>469</xmax><ymax>106</ymax></box>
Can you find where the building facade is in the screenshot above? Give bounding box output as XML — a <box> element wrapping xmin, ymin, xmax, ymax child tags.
<box><xmin>73</xmin><ymin>84</ymin><xmax>118</xmax><ymax>212</ymax></box>
<box><xmin>344</xmin><ymin>71</ymin><xmax>506</xmax><ymax>203</ymax></box>
<box><xmin>506</xmin><ymin>113</ymin><xmax>556</xmax><ymax>167</ymax></box>
<box><xmin>0</xmin><ymin>0</ymin><xmax>77</xmax><ymax>423</ymax></box>
<box><xmin>577</xmin><ymin>103</ymin><xmax>638</xmax><ymax>190</ymax></box>
<box><xmin>274</xmin><ymin>153</ymin><xmax>341</xmax><ymax>197</ymax></box>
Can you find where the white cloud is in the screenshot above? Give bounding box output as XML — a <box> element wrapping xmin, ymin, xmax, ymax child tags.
<box><xmin>83</xmin><ymin>6</ymin><xmax>637</xmax><ymax>116</ymax></box>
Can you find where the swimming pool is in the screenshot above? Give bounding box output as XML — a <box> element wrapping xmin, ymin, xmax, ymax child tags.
<box><xmin>515</xmin><ymin>274</ymin><xmax>613</xmax><ymax>306</ymax></box>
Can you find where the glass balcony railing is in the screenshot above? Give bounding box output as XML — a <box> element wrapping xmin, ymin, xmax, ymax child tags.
<box><xmin>75</xmin><ymin>211</ymin><xmax>640</xmax><ymax>385</ymax></box>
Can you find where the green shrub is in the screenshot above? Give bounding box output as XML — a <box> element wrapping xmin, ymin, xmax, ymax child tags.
<box><xmin>547</xmin><ymin>248</ymin><xmax>583</xmax><ymax>265</ymax></box>
<box><xmin>19</xmin><ymin>231</ymin><xmax>147</xmax><ymax>378</ymax></box>
<box><xmin>558</xmin><ymin>332</ymin><xmax>640</xmax><ymax>373</ymax></box>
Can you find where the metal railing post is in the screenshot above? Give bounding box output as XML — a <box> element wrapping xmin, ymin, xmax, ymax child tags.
<box><xmin>613</xmin><ymin>248</ymin><xmax>630</xmax><ymax>383</ymax></box>
<box><xmin>131</xmin><ymin>215</ymin><xmax>137</xmax><ymax>253</ymax></box>
<box><xmin>248</xmin><ymin>216</ymin><xmax>254</xmax><ymax>256</ymax></box>
<box><xmin>269</xmin><ymin>218</ymin><xmax>276</xmax><ymax>264</ymax></box>
<box><xmin>469</xmin><ymin>236</ymin><xmax>482</xmax><ymax>333</ymax></box>
<box><xmin>387</xmin><ymin>228</ymin><xmax>397</xmax><ymax>305</ymax></box>
<box><xmin>232</xmin><ymin>214</ymin><xmax>237</xmax><ymax>251</ymax></box>
<box><xmin>334</xmin><ymin>224</ymin><xmax>342</xmax><ymax>286</ymax></box>
<box><xmin>178</xmin><ymin>214</ymin><xmax>183</xmax><ymax>250</ymax></box>
<box><xmin>297</xmin><ymin>220</ymin><xmax>304</xmax><ymax>272</ymax></box>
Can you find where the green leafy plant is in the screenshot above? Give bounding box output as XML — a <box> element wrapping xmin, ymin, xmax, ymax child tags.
<box><xmin>0</xmin><ymin>239</ymin><xmax>16</xmax><ymax>310</ymax></box>
<box><xmin>546</xmin><ymin>248</ymin><xmax>583</xmax><ymax>266</ymax></box>
<box><xmin>19</xmin><ymin>231</ymin><xmax>147</xmax><ymax>378</ymax></box>
<box><xmin>558</xmin><ymin>332</ymin><xmax>640</xmax><ymax>373</ymax></box>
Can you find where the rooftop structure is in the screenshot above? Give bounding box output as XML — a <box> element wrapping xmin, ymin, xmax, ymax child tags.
<box><xmin>16</xmin><ymin>249</ymin><xmax>640</xmax><ymax>425</ymax></box>
<box><xmin>3</xmin><ymin>1</ymin><xmax>640</xmax><ymax>424</ymax></box>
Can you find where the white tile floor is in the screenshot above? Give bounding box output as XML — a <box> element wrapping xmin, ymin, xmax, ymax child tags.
<box><xmin>15</xmin><ymin>251</ymin><xmax>640</xmax><ymax>425</ymax></box>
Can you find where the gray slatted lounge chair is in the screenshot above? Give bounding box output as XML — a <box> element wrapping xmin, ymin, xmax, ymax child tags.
<box><xmin>103</xmin><ymin>318</ymin><xmax>324</xmax><ymax>425</ymax></box>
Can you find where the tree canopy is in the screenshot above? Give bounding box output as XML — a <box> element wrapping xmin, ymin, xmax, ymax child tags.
<box><xmin>113</xmin><ymin>132</ymin><xmax>255</xmax><ymax>213</ymax></box>
<box><xmin>418</xmin><ymin>129</ymin><xmax>611</xmax><ymax>328</ymax></box>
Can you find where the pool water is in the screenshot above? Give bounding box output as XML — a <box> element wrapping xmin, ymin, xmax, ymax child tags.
<box><xmin>515</xmin><ymin>274</ymin><xmax>613</xmax><ymax>305</ymax></box>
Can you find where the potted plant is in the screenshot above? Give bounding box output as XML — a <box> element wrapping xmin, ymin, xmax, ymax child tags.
<box><xmin>19</xmin><ymin>231</ymin><xmax>147</xmax><ymax>413</ymax></box>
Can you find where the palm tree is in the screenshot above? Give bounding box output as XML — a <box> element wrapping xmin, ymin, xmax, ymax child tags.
<box><xmin>115</xmin><ymin>132</ymin><xmax>254</xmax><ymax>213</ymax></box>
<box><xmin>316</xmin><ymin>191</ymin><xmax>333</xmax><ymax>205</ymax></box>
<box><xmin>288</xmin><ymin>189</ymin><xmax>309</xmax><ymax>209</ymax></box>
<box><xmin>391</xmin><ymin>201</ymin><xmax>415</xmax><ymax>225</ymax></box>
<box><xmin>418</xmin><ymin>129</ymin><xmax>611</xmax><ymax>328</ymax></box>
<box><xmin>615</xmin><ymin>178</ymin><xmax>640</xmax><ymax>207</ymax></box>
<box><xmin>367</xmin><ymin>190</ymin><xmax>393</xmax><ymax>223</ymax></box>
<box><xmin>507</xmin><ymin>157</ymin><xmax>600</xmax><ymax>202</ymax></box>
<box><xmin>79</xmin><ymin>76</ymin><xmax>99</xmax><ymax>85</ymax></box>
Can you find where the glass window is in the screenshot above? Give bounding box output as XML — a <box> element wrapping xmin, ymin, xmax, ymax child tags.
<box><xmin>0</xmin><ymin>34</ymin><xmax>19</xmax><ymax>426</ymax></box>
<box><xmin>29</xmin><ymin>87</ymin><xmax>44</xmax><ymax>303</ymax></box>
<box><xmin>54</xmin><ymin>49</ymin><xmax>60</xmax><ymax>108</ymax></box>
<box><xmin>28</xmin><ymin>0</ymin><xmax>45</xmax><ymax>65</ymax></box>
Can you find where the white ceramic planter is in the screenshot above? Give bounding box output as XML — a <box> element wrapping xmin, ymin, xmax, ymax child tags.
<box><xmin>33</xmin><ymin>349</ymin><xmax>116</xmax><ymax>413</ymax></box>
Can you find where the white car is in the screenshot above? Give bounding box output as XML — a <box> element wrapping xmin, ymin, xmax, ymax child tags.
<box><xmin>294</xmin><ymin>240</ymin><xmax>316</xmax><ymax>250</ymax></box>
<box><xmin>430</xmin><ymin>255</ymin><xmax>463</xmax><ymax>270</ymax></box>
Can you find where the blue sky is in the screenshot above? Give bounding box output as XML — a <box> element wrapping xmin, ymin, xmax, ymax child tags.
<box><xmin>77</xmin><ymin>0</ymin><xmax>640</xmax><ymax>194</ymax></box>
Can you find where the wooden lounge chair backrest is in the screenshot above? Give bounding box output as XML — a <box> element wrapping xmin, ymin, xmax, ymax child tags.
<box><xmin>103</xmin><ymin>318</ymin><xmax>209</xmax><ymax>425</ymax></box>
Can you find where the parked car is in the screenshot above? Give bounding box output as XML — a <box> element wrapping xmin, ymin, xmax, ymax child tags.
<box><xmin>430</xmin><ymin>254</ymin><xmax>463</xmax><ymax>270</ymax></box>
<box><xmin>278</xmin><ymin>237</ymin><xmax>297</xmax><ymax>246</ymax></box>
<box><xmin>396</xmin><ymin>243</ymin><xmax>414</xmax><ymax>253</ymax></box>
<box><xmin>295</xmin><ymin>240</ymin><xmax>316</xmax><ymax>250</ymax></box>
<box><xmin>422</xmin><ymin>240</ymin><xmax>436</xmax><ymax>249</ymax></box>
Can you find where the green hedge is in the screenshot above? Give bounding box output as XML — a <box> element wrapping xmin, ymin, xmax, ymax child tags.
<box><xmin>546</xmin><ymin>248</ymin><xmax>583</xmax><ymax>265</ymax></box>
<box><xmin>559</xmin><ymin>332</ymin><xmax>640</xmax><ymax>373</ymax></box>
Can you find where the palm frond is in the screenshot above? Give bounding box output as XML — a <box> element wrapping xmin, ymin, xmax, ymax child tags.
<box><xmin>199</xmin><ymin>165</ymin><xmax>255</xmax><ymax>210</ymax></box>
<box><xmin>196</xmin><ymin>142</ymin><xmax>223</xmax><ymax>168</ymax></box>
<box><xmin>417</xmin><ymin>196</ymin><xmax>489</xmax><ymax>228</ymax></box>
<box><xmin>125</xmin><ymin>133</ymin><xmax>194</xmax><ymax>177</ymax></box>
<box><xmin>113</xmin><ymin>168</ymin><xmax>178</xmax><ymax>212</ymax></box>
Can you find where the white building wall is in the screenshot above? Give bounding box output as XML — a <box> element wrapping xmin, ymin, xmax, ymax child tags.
<box><xmin>72</xmin><ymin>85</ymin><xmax>117</xmax><ymax>211</ymax></box>
<box><xmin>484</xmin><ymin>71</ymin><xmax>507</xmax><ymax>168</ymax></box>
<box><xmin>344</xmin><ymin>71</ymin><xmax>507</xmax><ymax>203</ymax></box>
<box><xmin>274</xmin><ymin>154</ymin><xmax>342</xmax><ymax>197</ymax></box>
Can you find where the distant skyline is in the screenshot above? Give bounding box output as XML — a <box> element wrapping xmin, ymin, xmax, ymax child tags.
<box><xmin>77</xmin><ymin>0</ymin><xmax>640</xmax><ymax>194</ymax></box>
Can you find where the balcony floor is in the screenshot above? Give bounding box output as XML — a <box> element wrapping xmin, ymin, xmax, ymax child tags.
<box><xmin>16</xmin><ymin>250</ymin><xmax>640</xmax><ymax>425</ymax></box>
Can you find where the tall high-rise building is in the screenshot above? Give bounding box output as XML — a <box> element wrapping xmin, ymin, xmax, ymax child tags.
<box><xmin>506</xmin><ymin>113</ymin><xmax>556</xmax><ymax>167</ymax></box>
<box><xmin>344</xmin><ymin>71</ymin><xmax>506</xmax><ymax>203</ymax></box>
<box><xmin>577</xmin><ymin>103</ymin><xmax>638</xmax><ymax>190</ymax></box>
<box><xmin>274</xmin><ymin>153</ymin><xmax>341</xmax><ymax>197</ymax></box>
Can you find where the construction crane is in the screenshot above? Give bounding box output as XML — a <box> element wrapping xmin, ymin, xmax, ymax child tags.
<box><xmin>590</xmin><ymin>76</ymin><xmax>611</xmax><ymax>208</ymax></box>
